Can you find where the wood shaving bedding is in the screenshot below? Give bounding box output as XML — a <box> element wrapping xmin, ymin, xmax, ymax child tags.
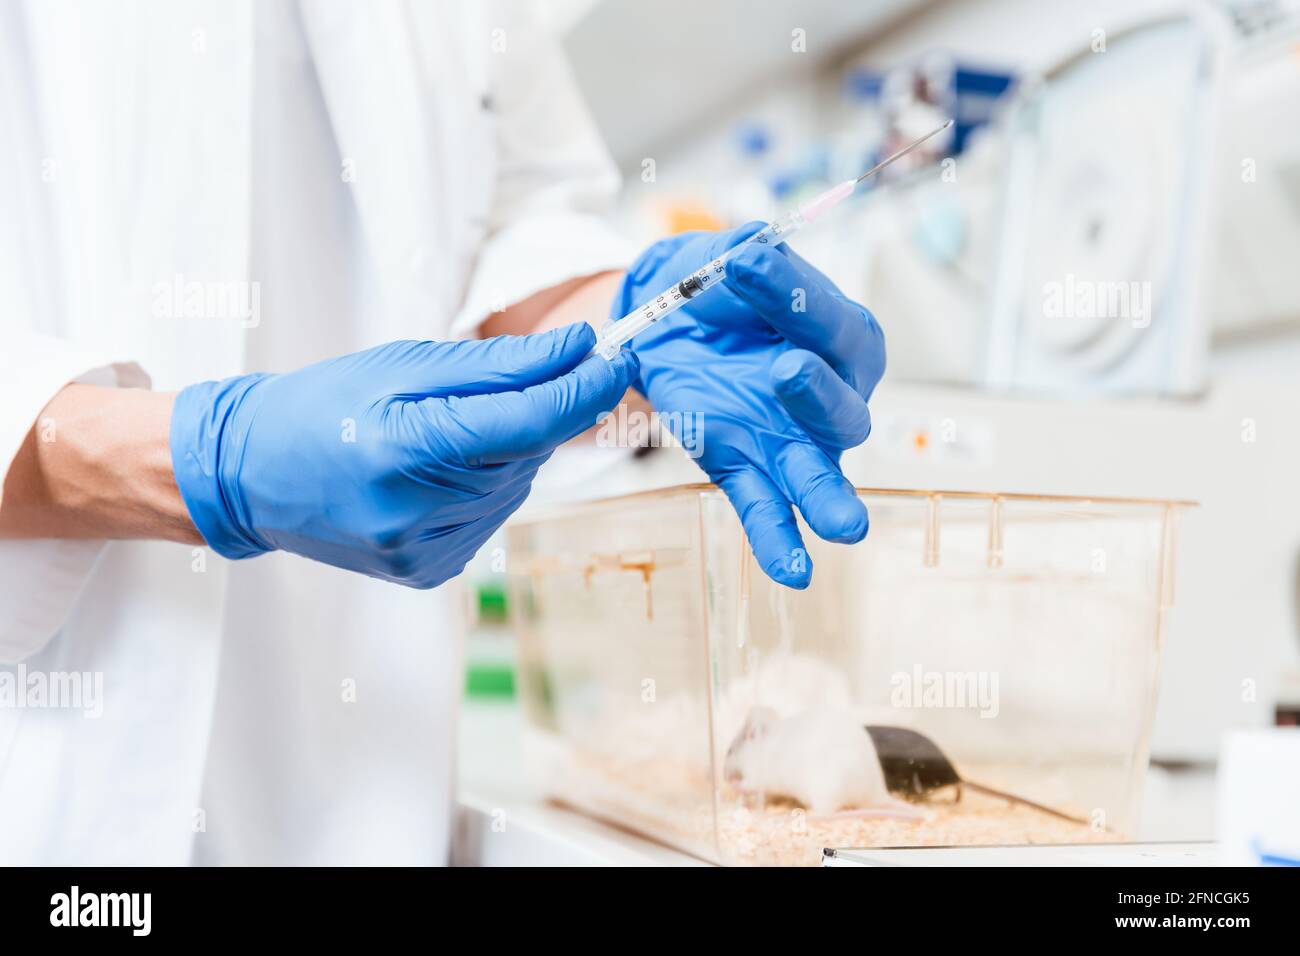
<box><xmin>560</xmin><ymin>752</ymin><xmax>1116</xmax><ymax>866</ymax></box>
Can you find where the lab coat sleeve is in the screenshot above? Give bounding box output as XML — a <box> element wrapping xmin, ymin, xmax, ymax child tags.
<box><xmin>449</xmin><ymin>6</ymin><xmax>637</xmax><ymax>337</ymax></box>
<box><xmin>0</xmin><ymin>334</ymin><xmax>150</xmax><ymax>663</ymax></box>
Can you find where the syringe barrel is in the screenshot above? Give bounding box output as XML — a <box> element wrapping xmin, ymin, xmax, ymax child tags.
<box><xmin>593</xmin><ymin>264</ymin><xmax>716</xmax><ymax>359</ymax></box>
<box><xmin>594</xmin><ymin>209</ymin><xmax>809</xmax><ymax>359</ymax></box>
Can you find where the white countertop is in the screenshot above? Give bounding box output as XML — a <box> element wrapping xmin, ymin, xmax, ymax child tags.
<box><xmin>453</xmin><ymin>698</ymin><xmax>705</xmax><ymax>866</ymax></box>
<box><xmin>453</xmin><ymin>698</ymin><xmax>1217</xmax><ymax>867</ymax></box>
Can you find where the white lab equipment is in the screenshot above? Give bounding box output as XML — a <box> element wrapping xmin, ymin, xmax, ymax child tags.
<box><xmin>983</xmin><ymin>11</ymin><xmax>1227</xmax><ymax>397</ymax></box>
<box><xmin>1218</xmin><ymin>728</ymin><xmax>1300</xmax><ymax>865</ymax></box>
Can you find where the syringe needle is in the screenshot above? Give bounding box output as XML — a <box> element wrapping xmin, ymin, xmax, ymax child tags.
<box><xmin>854</xmin><ymin>118</ymin><xmax>954</xmax><ymax>184</ymax></box>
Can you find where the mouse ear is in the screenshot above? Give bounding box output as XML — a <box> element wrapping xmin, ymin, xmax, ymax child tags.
<box><xmin>743</xmin><ymin>705</ymin><xmax>779</xmax><ymax>739</ymax></box>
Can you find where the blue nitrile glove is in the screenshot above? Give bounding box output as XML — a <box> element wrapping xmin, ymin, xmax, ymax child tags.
<box><xmin>614</xmin><ymin>222</ymin><xmax>885</xmax><ymax>589</ymax></box>
<box><xmin>170</xmin><ymin>323</ymin><xmax>638</xmax><ymax>589</ymax></box>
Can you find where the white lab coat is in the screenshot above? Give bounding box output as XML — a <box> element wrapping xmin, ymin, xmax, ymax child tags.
<box><xmin>0</xmin><ymin>0</ymin><xmax>629</xmax><ymax>864</ymax></box>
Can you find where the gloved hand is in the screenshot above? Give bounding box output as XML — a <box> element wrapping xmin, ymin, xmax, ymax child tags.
<box><xmin>614</xmin><ymin>222</ymin><xmax>885</xmax><ymax>588</ymax></box>
<box><xmin>170</xmin><ymin>323</ymin><xmax>637</xmax><ymax>589</ymax></box>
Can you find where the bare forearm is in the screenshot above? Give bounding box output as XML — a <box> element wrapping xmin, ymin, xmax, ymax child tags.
<box><xmin>0</xmin><ymin>275</ymin><xmax>629</xmax><ymax>543</ymax></box>
<box><xmin>479</xmin><ymin>270</ymin><xmax>624</xmax><ymax>338</ymax></box>
<box><xmin>0</xmin><ymin>385</ymin><xmax>200</xmax><ymax>543</ymax></box>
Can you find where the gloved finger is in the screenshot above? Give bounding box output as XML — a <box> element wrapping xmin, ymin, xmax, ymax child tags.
<box><xmin>386</xmin><ymin>322</ymin><xmax>599</xmax><ymax>399</ymax></box>
<box><xmin>774</xmin><ymin>440</ymin><xmax>868</xmax><ymax>544</ymax></box>
<box><xmin>403</xmin><ymin>479</ymin><xmax>537</xmax><ymax>589</ymax></box>
<box><xmin>436</xmin><ymin>350</ymin><xmax>640</xmax><ymax>466</ymax></box>
<box><xmin>715</xmin><ymin>466</ymin><xmax>812</xmax><ymax>589</ymax></box>
<box><xmin>411</xmin><ymin>448</ymin><xmax>549</xmax><ymax>502</ymax></box>
<box><xmin>771</xmin><ymin>349</ymin><xmax>872</xmax><ymax>451</ymax></box>
<box><xmin>725</xmin><ymin>242</ymin><xmax>885</xmax><ymax>398</ymax></box>
<box><xmin>614</xmin><ymin>222</ymin><xmax>772</xmax><ymax>319</ymax></box>
<box><xmin>706</xmin><ymin>220</ymin><xmax>782</xmax><ymax>259</ymax></box>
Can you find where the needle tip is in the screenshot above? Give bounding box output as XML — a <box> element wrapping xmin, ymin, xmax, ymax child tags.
<box><xmin>851</xmin><ymin>119</ymin><xmax>958</xmax><ymax>184</ymax></box>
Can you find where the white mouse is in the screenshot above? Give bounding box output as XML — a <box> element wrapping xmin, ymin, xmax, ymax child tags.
<box><xmin>722</xmin><ymin>706</ymin><xmax>922</xmax><ymax>819</ymax></box>
<box><xmin>712</xmin><ymin>652</ymin><xmax>856</xmax><ymax>750</ymax></box>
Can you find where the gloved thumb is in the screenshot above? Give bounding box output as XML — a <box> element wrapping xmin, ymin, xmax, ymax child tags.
<box><xmin>401</xmin><ymin>322</ymin><xmax>600</xmax><ymax>399</ymax></box>
<box><xmin>434</xmin><ymin>350</ymin><xmax>641</xmax><ymax>466</ymax></box>
<box><xmin>710</xmin><ymin>220</ymin><xmax>771</xmax><ymax>258</ymax></box>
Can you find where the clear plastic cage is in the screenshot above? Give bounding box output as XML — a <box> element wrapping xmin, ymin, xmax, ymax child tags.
<box><xmin>507</xmin><ymin>484</ymin><xmax>1188</xmax><ymax>866</ymax></box>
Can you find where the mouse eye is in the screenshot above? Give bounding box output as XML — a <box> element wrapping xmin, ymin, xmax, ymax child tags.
<box><xmin>744</xmin><ymin>715</ymin><xmax>773</xmax><ymax>740</ymax></box>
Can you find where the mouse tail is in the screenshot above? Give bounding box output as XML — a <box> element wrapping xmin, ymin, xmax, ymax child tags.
<box><xmin>962</xmin><ymin>781</ymin><xmax>1090</xmax><ymax>826</ymax></box>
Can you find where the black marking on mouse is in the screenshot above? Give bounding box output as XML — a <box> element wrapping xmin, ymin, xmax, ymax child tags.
<box><xmin>865</xmin><ymin>725</ymin><xmax>1087</xmax><ymax>824</ymax></box>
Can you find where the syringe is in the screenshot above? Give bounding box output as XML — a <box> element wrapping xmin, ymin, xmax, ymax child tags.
<box><xmin>594</xmin><ymin>119</ymin><xmax>954</xmax><ymax>360</ymax></box>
